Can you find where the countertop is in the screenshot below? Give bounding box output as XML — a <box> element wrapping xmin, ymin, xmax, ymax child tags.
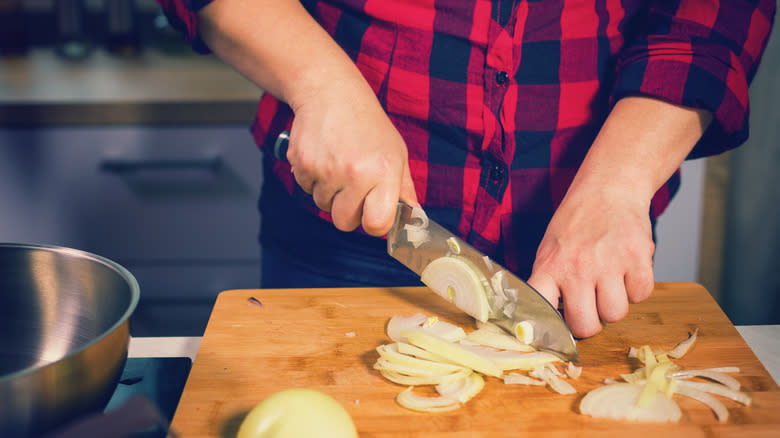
<box><xmin>0</xmin><ymin>49</ymin><xmax>262</xmax><ymax>125</ymax></box>
<box><xmin>129</xmin><ymin>325</ymin><xmax>780</xmax><ymax>386</ymax></box>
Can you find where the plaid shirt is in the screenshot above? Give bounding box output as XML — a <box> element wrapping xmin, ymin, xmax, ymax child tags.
<box><xmin>159</xmin><ymin>0</ymin><xmax>774</xmax><ymax>278</ymax></box>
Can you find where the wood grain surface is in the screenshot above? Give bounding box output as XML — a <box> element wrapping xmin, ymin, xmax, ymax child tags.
<box><xmin>170</xmin><ymin>283</ymin><xmax>780</xmax><ymax>437</ymax></box>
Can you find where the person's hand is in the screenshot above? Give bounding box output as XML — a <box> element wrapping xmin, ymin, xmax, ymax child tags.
<box><xmin>527</xmin><ymin>186</ymin><xmax>655</xmax><ymax>338</ymax></box>
<box><xmin>285</xmin><ymin>79</ymin><xmax>418</xmax><ymax>236</ymax></box>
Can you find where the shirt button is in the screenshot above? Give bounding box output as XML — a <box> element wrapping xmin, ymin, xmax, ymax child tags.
<box><xmin>495</xmin><ymin>71</ymin><xmax>509</xmax><ymax>85</ymax></box>
<box><xmin>490</xmin><ymin>164</ymin><xmax>504</xmax><ymax>181</ymax></box>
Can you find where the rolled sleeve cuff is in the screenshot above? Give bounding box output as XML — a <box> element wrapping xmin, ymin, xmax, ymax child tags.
<box><xmin>159</xmin><ymin>0</ymin><xmax>215</xmax><ymax>54</ymax></box>
<box><xmin>612</xmin><ymin>38</ymin><xmax>750</xmax><ymax>158</ymax></box>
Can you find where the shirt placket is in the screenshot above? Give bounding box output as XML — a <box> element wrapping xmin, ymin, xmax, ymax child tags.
<box><xmin>469</xmin><ymin>7</ymin><xmax>517</xmax><ymax>256</ymax></box>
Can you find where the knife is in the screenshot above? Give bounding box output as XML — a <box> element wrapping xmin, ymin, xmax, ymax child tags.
<box><xmin>273</xmin><ymin>131</ymin><xmax>578</xmax><ymax>362</ymax></box>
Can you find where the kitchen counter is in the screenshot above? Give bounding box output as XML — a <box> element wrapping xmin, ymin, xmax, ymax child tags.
<box><xmin>129</xmin><ymin>325</ymin><xmax>780</xmax><ymax>386</ymax></box>
<box><xmin>0</xmin><ymin>49</ymin><xmax>262</xmax><ymax>125</ymax></box>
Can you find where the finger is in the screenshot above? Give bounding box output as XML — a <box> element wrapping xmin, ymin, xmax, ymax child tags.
<box><xmin>560</xmin><ymin>278</ymin><xmax>602</xmax><ymax>338</ymax></box>
<box><xmin>595</xmin><ymin>274</ymin><xmax>629</xmax><ymax>323</ymax></box>
<box><xmin>399</xmin><ymin>161</ymin><xmax>419</xmax><ymax>208</ymax></box>
<box><xmin>527</xmin><ymin>271</ymin><xmax>561</xmax><ymax>310</ymax></box>
<box><xmin>311</xmin><ymin>180</ymin><xmax>340</xmax><ymax>212</ymax></box>
<box><xmin>330</xmin><ymin>186</ymin><xmax>364</xmax><ymax>232</ymax></box>
<box><xmin>361</xmin><ymin>176</ymin><xmax>400</xmax><ymax>236</ymax></box>
<box><xmin>292</xmin><ymin>169</ymin><xmax>315</xmax><ymax>194</ymax></box>
<box><xmin>625</xmin><ymin>260</ymin><xmax>654</xmax><ymax>304</ymax></box>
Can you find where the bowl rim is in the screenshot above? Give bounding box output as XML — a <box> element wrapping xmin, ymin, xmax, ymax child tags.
<box><xmin>0</xmin><ymin>242</ymin><xmax>140</xmax><ymax>383</ymax></box>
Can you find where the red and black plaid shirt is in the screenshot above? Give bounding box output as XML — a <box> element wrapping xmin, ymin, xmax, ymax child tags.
<box><xmin>159</xmin><ymin>0</ymin><xmax>774</xmax><ymax>277</ymax></box>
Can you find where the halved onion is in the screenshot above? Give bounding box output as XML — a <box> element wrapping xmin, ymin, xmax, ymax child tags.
<box><xmin>420</xmin><ymin>256</ymin><xmax>492</xmax><ymax>322</ymax></box>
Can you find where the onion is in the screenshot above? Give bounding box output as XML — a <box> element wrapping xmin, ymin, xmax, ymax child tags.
<box><xmin>671</xmin><ymin>370</ymin><xmax>741</xmax><ymax>391</ymax></box>
<box><xmin>579</xmin><ymin>383</ymin><xmax>681</xmax><ymax>422</ymax></box>
<box><xmin>375</xmin><ymin>344</ymin><xmax>468</xmax><ymax>375</ymax></box>
<box><xmin>446</xmin><ymin>237</ymin><xmax>462</xmax><ymax>255</ymax></box>
<box><xmin>457</xmin><ymin>344</ymin><xmax>560</xmax><ymax>371</ymax></box>
<box><xmin>674</xmin><ymin>380</ymin><xmax>751</xmax><ymax>406</ymax></box>
<box><xmin>378</xmin><ymin>369</ymin><xmax>471</xmax><ymax>386</ymax></box>
<box><xmin>462</xmin><ymin>326</ymin><xmax>534</xmax><ymax>352</ymax></box>
<box><xmin>420</xmin><ymin>256</ymin><xmax>492</xmax><ymax>322</ymax></box>
<box><xmin>482</xmin><ymin>255</ymin><xmax>494</xmax><ymax>273</ymax></box>
<box><xmin>386</xmin><ymin>313</ymin><xmax>428</xmax><ymax>342</ymax></box>
<box><xmin>396</xmin><ymin>387</ymin><xmax>461</xmax><ymax>413</ymax></box>
<box><xmin>503</xmin><ymin>372</ymin><xmax>545</xmax><ymax>386</ymax></box>
<box><xmin>673</xmin><ymin>385</ymin><xmax>729</xmax><ymax>422</ymax></box>
<box><xmin>402</xmin><ymin>329</ymin><xmax>503</xmax><ymax>378</ymax></box>
<box><xmin>566</xmin><ymin>362</ymin><xmax>582</xmax><ymax>380</ymax></box>
<box><xmin>667</xmin><ymin>328</ymin><xmax>699</xmax><ymax>359</ymax></box>
<box><xmin>435</xmin><ymin>373</ymin><xmax>485</xmax><ymax>403</ymax></box>
<box><xmin>530</xmin><ymin>365</ymin><xmax>577</xmax><ymax>395</ymax></box>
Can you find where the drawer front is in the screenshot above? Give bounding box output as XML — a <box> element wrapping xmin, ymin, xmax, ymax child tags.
<box><xmin>0</xmin><ymin>125</ymin><xmax>263</xmax><ymax>262</ymax></box>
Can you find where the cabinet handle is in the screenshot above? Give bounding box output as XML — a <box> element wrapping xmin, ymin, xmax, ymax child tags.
<box><xmin>100</xmin><ymin>156</ymin><xmax>223</xmax><ymax>174</ymax></box>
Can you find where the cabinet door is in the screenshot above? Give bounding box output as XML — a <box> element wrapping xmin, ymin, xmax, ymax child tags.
<box><xmin>0</xmin><ymin>125</ymin><xmax>264</xmax><ymax>335</ymax></box>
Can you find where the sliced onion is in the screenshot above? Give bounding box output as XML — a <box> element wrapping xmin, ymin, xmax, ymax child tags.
<box><xmin>674</xmin><ymin>380</ymin><xmax>751</xmax><ymax>406</ymax></box>
<box><xmin>457</xmin><ymin>344</ymin><xmax>559</xmax><ymax>372</ymax></box>
<box><xmin>580</xmin><ymin>383</ymin><xmax>681</xmax><ymax>422</ymax></box>
<box><xmin>674</xmin><ymin>384</ymin><xmax>729</xmax><ymax>422</ymax></box>
<box><xmin>703</xmin><ymin>366</ymin><xmax>740</xmax><ymax>374</ymax></box>
<box><xmin>482</xmin><ymin>255</ymin><xmax>494</xmax><ymax>273</ymax></box>
<box><xmin>671</xmin><ymin>370</ymin><xmax>741</xmax><ymax>391</ymax></box>
<box><xmin>566</xmin><ymin>362</ymin><xmax>582</xmax><ymax>380</ymax></box>
<box><xmin>462</xmin><ymin>326</ymin><xmax>534</xmax><ymax>352</ymax></box>
<box><xmin>402</xmin><ymin>329</ymin><xmax>503</xmax><ymax>378</ymax></box>
<box><xmin>396</xmin><ymin>387</ymin><xmax>460</xmax><ymax>413</ymax></box>
<box><xmin>667</xmin><ymin>328</ymin><xmax>699</xmax><ymax>359</ymax></box>
<box><xmin>446</xmin><ymin>237</ymin><xmax>462</xmax><ymax>255</ymax></box>
<box><xmin>396</xmin><ymin>342</ymin><xmax>453</xmax><ymax>364</ymax></box>
<box><xmin>387</xmin><ymin>313</ymin><xmax>428</xmax><ymax>342</ymax></box>
<box><xmin>379</xmin><ymin>368</ymin><xmax>471</xmax><ymax>386</ymax></box>
<box><xmin>503</xmin><ymin>372</ymin><xmax>545</xmax><ymax>386</ymax></box>
<box><xmin>436</xmin><ymin>372</ymin><xmax>485</xmax><ymax>403</ymax></box>
<box><xmin>376</xmin><ymin>344</ymin><xmax>468</xmax><ymax>375</ymax></box>
<box><xmin>529</xmin><ymin>365</ymin><xmax>577</xmax><ymax>395</ymax></box>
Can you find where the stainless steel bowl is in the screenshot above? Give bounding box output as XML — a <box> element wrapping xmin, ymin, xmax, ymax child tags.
<box><xmin>0</xmin><ymin>243</ymin><xmax>140</xmax><ymax>437</ymax></box>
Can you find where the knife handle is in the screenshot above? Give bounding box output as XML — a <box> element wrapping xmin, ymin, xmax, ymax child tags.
<box><xmin>274</xmin><ymin>130</ymin><xmax>291</xmax><ymax>163</ymax></box>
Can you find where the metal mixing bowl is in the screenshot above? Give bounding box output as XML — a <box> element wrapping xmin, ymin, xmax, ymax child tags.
<box><xmin>0</xmin><ymin>243</ymin><xmax>140</xmax><ymax>437</ymax></box>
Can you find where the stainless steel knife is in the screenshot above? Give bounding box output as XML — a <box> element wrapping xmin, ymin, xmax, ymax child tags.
<box><xmin>387</xmin><ymin>203</ymin><xmax>579</xmax><ymax>363</ymax></box>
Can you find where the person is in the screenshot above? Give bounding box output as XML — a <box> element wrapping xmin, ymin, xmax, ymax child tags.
<box><xmin>156</xmin><ymin>0</ymin><xmax>775</xmax><ymax>338</ymax></box>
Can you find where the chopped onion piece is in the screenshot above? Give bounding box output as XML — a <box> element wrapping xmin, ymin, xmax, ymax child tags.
<box><xmin>436</xmin><ymin>372</ymin><xmax>485</xmax><ymax>403</ymax></box>
<box><xmin>674</xmin><ymin>385</ymin><xmax>729</xmax><ymax>422</ymax></box>
<box><xmin>446</xmin><ymin>237</ymin><xmax>462</xmax><ymax>255</ymax></box>
<box><xmin>482</xmin><ymin>255</ymin><xmax>494</xmax><ymax>273</ymax></box>
<box><xmin>704</xmin><ymin>367</ymin><xmax>741</xmax><ymax>374</ymax></box>
<box><xmin>667</xmin><ymin>328</ymin><xmax>699</xmax><ymax>359</ymax></box>
<box><xmin>374</xmin><ymin>358</ymin><xmax>460</xmax><ymax>378</ymax></box>
<box><xmin>410</xmin><ymin>205</ymin><xmax>430</xmax><ymax>228</ymax></box>
<box><xmin>402</xmin><ymin>329</ymin><xmax>503</xmax><ymax>378</ymax></box>
<box><xmin>529</xmin><ymin>365</ymin><xmax>576</xmax><ymax>395</ymax></box>
<box><xmin>566</xmin><ymin>362</ymin><xmax>582</xmax><ymax>380</ymax></box>
<box><xmin>503</xmin><ymin>372</ymin><xmax>546</xmax><ymax>386</ymax></box>
<box><xmin>462</xmin><ymin>326</ymin><xmax>534</xmax><ymax>352</ymax></box>
<box><xmin>674</xmin><ymin>380</ymin><xmax>751</xmax><ymax>406</ymax></box>
<box><xmin>404</xmin><ymin>225</ymin><xmax>430</xmax><ymax>248</ymax></box>
<box><xmin>671</xmin><ymin>370</ymin><xmax>741</xmax><ymax>391</ymax></box>
<box><xmin>502</xmin><ymin>302</ymin><xmax>516</xmax><ymax>319</ymax></box>
<box><xmin>396</xmin><ymin>387</ymin><xmax>460</xmax><ymax>413</ymax></box>
<box><xmin>512</xmin><ymin>320</ymin><xmax>534</xmax><ymax>344</ymax></box>
<box><xmin>420</xmin><ymin>256</ymin><xmax>492</xmax><ymax>322</ymax></box>
<box><xmin>396</xmin><ymin>342</ymin><xmax>454</xmax><ymax>364</ymax></box>
<box><xmin>580</xmin><ymin>383</ymin><xmax>681</xmax><ymax>422</ymax></box>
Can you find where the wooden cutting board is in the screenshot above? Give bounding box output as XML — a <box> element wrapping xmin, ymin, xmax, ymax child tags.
<box><xmin>170</xmin><ymin>283</ymin><xmax>780</xmax><ymax>437</ymax></box>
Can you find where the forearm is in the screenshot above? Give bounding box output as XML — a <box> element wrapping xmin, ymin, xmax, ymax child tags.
<box><xmin>197</xmin><ymin>0</ymin><xmax>371</xmax><ymax>111</ymax></box>
<box><xmin>567</xmin><ymin>96</ymin><xmax>712</xmax><ymax>208</ymax></box>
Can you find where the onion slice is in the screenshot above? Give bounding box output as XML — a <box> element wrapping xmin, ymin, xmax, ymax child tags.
<box><xmin>667</xmin><ymin>328</ymin><xmax>699</xmax><ymax>359</ymax></box>
<box><xmin>579</xmin><ymin>383</ymin><xmax>682</xmax><ymax>422</ymax></box>
<box><xmin>435</xmin><ymin>373</ymin><xmax>485</xmax><ymax>403</ymax></box>
<box><xmin>671</xmin><ymin>369</ymin><xmax>741</xmax><ymax>391</ymax></box>
<box><xmin>463</xmin><ymin>326</ymin><xmax>534</xmax><ymax>352</ymax></box>
<box><xmin>396</xmin><ymin>387</ymin><xmax>460</xmax><ymax>413</ymax></box>
<box><xmin>503</xmin><ymin>372</ymin><xmax>546</xmax><ymax>386</ymax></box>
<box><xmin>674</xmin><ymin>380</ymin><xmax>751</xmax><ymax>406</ymax></box>
<box><xmin>402</xmin><ymin>329</ymin><xmax>503</xmax><ymax>378</ymax></box>
<box><xmin>674</xmin><ymin>385</ymin><xmax>729</xmax><ymax>422</ymax></box>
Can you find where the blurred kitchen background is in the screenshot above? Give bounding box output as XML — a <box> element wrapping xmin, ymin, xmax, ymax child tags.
<box><xmin>1</xmin><ymin>0</ymin><xmax>778</xmax><ymax>336</ymax></box>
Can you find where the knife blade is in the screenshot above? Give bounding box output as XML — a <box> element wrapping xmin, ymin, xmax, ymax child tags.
<box><xmin>388</xmin><ymin>203</ymin><xmax>579</xmax><ymax>363</ymax></box>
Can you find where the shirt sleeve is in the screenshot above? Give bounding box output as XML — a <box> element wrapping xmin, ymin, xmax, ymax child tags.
<box><xmin>612</xmin><ymin>0</ymin><xmax>776</xmax><ymax>158</ymax></box>
<box><xmin>155</xmin><ymin>0</ymin><xmax>215</xmax><ymax>54</ymax></box>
